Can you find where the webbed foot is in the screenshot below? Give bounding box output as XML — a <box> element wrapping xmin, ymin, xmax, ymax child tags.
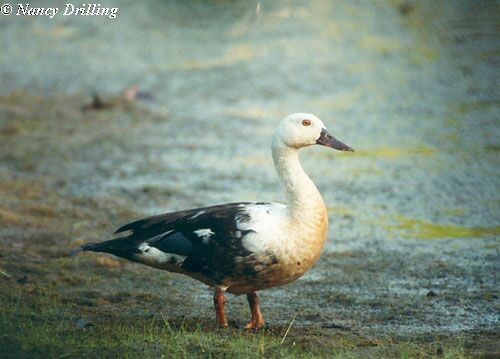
<box><xmin>244</xmin><ymin>292</ymin><xmax>264</xmax><ymax>330</ymax></box>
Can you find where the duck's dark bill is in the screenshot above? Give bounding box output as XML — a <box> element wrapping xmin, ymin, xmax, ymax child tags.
<box><xmin>316</xmin><ymin>128</ymin><xmax>354</xmax><ymax>152</ymax></box>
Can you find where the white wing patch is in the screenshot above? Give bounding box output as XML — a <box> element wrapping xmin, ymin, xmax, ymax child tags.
<box><xmin>194</xmin><ymin>228</ymin><xmax>214</xmax><ymax>244</ymax></box>
<box><xmin>136</xmin><ymin>242</ymin><xmax>186</xmax><ymax>267</ymax></box>
<box><xmin>238</xmin><ymin>203</ymin><xmax>287</xmax><ymax>253</ymax></box>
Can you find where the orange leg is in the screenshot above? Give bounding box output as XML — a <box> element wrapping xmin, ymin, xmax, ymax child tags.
<box><xmin>213</xmin><ymin>290</ymin><xmax>228</xmax><ymax>328</ymax></box>
<box><xmin>244</xmin><ymin>292</ymin><xmax>265</xmax><ymax>330</ymax></box>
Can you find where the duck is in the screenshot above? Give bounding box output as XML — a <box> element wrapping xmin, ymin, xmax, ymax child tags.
<box><xmin>78</xmin><ymin>113</ymin><xmax>354</xmax><ymax>329</ymax></box>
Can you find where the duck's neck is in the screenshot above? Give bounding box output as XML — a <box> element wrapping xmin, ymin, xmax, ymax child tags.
<box><xmin>272</xmin><ymin>142</ymin><xmax>326</xmax><ymax>222</ymax></box>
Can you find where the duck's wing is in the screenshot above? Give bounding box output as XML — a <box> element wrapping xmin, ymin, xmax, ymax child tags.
<box><xmin>114</xmin><ymin>202</ymin><xmax>256</xmax><ymax>251</ymax></box>
<box><xmin>82</xmin><ymin>202</ymin><xmax>284</xmax><ymax>282</ymax></box>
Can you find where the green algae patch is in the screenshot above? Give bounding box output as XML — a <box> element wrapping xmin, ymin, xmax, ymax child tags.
<box><xmin>484</xmin><ymin>144</ymin><xmax>500</xmax><ymax>152</ymax></box>
<box><xmin>165</xmin><ymin>43</ymin><xmax>265</xmax><ymax>71</ymax></box>
<box><xmin>349</xmin><ymin>146</ymin><xmax>434</xmax><ymax>158</ymax></box>
<box><xmin>439</xmin><ymin>208</ymin><xmax>466</xmax><ymax>216</ymax></box>
<box><xmin>453</xmin><ymin>100</ymin><xmax>497</xmax><ymax>114</ymax></box>
<box><xmin>327</xmin><ymin>206</ymin><xmax>354</xmax><ymax>216</ymax></box>
<box><xmin>383</xmin><ymin>215</ymin><xmax>500</xmax><ymax>239</ymax></box>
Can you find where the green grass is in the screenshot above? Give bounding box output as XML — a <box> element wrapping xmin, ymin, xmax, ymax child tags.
<box><xmin>0</xmin><ymin>287</ymin><xmax>309</xmax><ymax>358</ymax></box>
<box><xmin>0</xmin><ymin>285</ymin><xmax>476</xmax><ymax>358</ymax></box>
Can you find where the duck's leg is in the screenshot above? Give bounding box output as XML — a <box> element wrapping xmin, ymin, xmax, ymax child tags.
<box><xmin>213</xmin><ymin>289</ymin><xmax>228</xmax><ymax>328</ymax></box>
<box><xmin>244</xmin><ymin>292</ymin><xmax>265</xmax><ymax>330</ymax></box>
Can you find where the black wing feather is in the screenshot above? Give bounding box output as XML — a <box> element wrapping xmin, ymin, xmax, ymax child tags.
<box><xmin>147</xmin><ymin>231</ymin><xmax>193</xmax><ymax>256</ymax></box>
<box><xmin>114</xmin><ymin>202</ymin><xmax>252</xmax><ymax>237</ymax></box>
<box><xmin>84</xmin><ymin>201</ymin><xmax>270</xmax><ymax>283</ymax></box>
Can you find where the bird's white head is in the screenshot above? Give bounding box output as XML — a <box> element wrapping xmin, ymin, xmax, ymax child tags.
<box><xmin>273</xmin><ymin>113</ymin><xmax>354</xmax><ymax>152</ymax></box>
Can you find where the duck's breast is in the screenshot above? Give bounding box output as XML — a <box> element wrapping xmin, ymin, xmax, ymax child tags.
<box><xmin>226</xmin><ymin>202</ymin><xmax>327</xmax><ymax>294</ymax></box>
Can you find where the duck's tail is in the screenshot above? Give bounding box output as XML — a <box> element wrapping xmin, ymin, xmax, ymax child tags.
<box><xmin>70</xmin><ymin>242</ymin><xmax>103</xmax><ymax>256</ymax></box>
<box><xmin>80</xmin><ymin>242</ymin><xmax>105</xmax><ymax>252</ymax></box>
<box><xmin>72</xmin><ymin>237</ymin><xmax>137</xmax><ymax>260</ymax></box>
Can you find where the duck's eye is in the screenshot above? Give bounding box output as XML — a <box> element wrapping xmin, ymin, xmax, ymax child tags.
<box><xmin>302</xmin><ymin>119</ymin><xmax>311</xmax><ymax>127</ymax></box>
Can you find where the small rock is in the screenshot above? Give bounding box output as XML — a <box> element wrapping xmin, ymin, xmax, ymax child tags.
<box><xmin>321</xmin><ymin>322</ymin><xmax>350</xmax><ymax>330</ymax></box>
<box><xmin>399</xmin><ymin>2</ymin><xmax>415</xmax><ymax>15</ymax></box>
<box><xmin>436</xmin><ymin>257</ymin><xmax>448</xmax><ymax>267</ymax></box>
<box><xmin>76</xmin><ymin>318</ymin><xmax>93</xmax><ymax>329</ymax></box>
<box><xmin>82</xmin><ymin>93</ymin><xmax>114</xmax><ymax>111</ymax></box>
<box><xmin>426</xmin><ymin>290</ymin><xmax>437</xmax><ymax>297</ymax></box>
<box><xmin>16</xmin><ymin>275</ymin><xmax>28</xmax><ymax>285</ymax></box>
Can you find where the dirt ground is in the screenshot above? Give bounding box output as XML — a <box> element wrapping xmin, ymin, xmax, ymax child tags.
<box><xmin>0</xmin><ymin>93</ymin><xmax>498</xmax><ymax>357</ymax></box>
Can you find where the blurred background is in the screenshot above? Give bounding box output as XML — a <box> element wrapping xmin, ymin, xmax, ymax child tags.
<box><xmin>0</xmin><ymin>0</ymin><xmax>498</xmax><ymax>352</ymax></box>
